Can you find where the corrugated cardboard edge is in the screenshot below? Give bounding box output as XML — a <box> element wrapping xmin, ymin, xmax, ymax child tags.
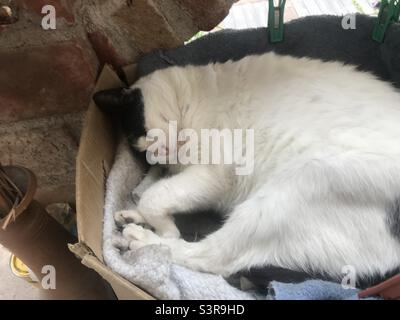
<box><xmin>74</xmin><ymin>64</ymin><xmax>154</xmax><ymax>300</ymax></box>
<box><xmin>76</xmin><ymin>64</ymin><xmax>120</xmax><ymax>260</ymax></box>
<box><xmin>123</xmin><ymin>64</ymin><xmax>138</xmax><ymax>85</ymax></box>
<box><xmin>69</xmin><ymin>243</ymin><xmax>154</xmax><ymax>300</ymax></box>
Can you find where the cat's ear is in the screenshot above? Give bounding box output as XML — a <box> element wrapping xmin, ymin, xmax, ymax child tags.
<box><xmin>93</xmin><ymin>88</ymin><xmax>142</xmax><ymax>114</ymax></box>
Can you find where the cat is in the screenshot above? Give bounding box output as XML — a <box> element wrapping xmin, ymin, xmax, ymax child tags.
<box><xmin>94</xmin><ymin>52</ymin><xmax>400</xmax><ymax>284</ymax></box>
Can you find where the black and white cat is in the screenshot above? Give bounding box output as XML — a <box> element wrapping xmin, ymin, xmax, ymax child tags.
<box><xmin>94</xmin><ymin>52</ymin><xmax>400</xmax><ymax>283</ymax></box>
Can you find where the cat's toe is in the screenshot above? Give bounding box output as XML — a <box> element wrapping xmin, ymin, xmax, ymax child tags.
<box><xmin>122</xmin><ymin>223</ymin><xmax>161</xmax><ymax>245</ymax></box>
<box><xmin>128</xmin><ymin>240</ymin><xmax>148</xmax><ymax>250</ymax></box>
<box><xmin>114</xmin><ymin>210</ymin><xmax>146</xmax><ymax>226</ymax></box>
<box><xmin>114</xmin><ymin>211</ymin><xmax>127</xmax><ymax>226</ymax></box>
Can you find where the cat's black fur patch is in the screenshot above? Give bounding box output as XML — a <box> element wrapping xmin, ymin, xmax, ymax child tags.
<box><xmin>93</xmin><ymin>88</ymin><xmax>146</xmax><ymax>143</ymax></box>
<box><xmin>93</xmin><ymin>88</ymin><xmax>148</xmax><ymax>165</ymax></box>
<box><xmin>387</xmin><ymin>198</ymin><xmax>400</xmax><ymax>241</ymax></box>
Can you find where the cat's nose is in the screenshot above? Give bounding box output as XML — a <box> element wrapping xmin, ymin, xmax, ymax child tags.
<box><xmin>159</xmin><ymin>145</ymin><xmax>169</xmax><ymax>156</ymax></box>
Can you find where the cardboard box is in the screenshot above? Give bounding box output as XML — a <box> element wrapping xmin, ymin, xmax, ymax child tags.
<box><xmin>70</xmin><ymin>65</ymin><xmax>155</xmax><ymax>300</ymax></box>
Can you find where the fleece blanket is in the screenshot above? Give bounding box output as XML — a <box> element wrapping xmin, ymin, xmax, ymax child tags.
<box><xmin>104</xmin><ymin>141</ymin><xmax>255</xmax><ymax>299</ymax></box>
<box><xmin>103</xmin><ymin>14</ymin><xmax>400</xmax><ymax>300</ymax></box>
<box><xmin>267</xmin><ymin>280</ymin><xmax>379</xmax><ymax>300</ymax></box>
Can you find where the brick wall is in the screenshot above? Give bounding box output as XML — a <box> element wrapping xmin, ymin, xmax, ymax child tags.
<box><xmin>0</xmin><ymin>0</ymin><xmax>236</xmax><ymax>204</ymax></box>
<box><xmin>0</xmin><ymin>0</ymin><xmax>236</xmax><ymax>122</ymax></box>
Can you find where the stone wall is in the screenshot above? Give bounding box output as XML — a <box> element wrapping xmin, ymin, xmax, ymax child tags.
<box><xmin>0</xmin><ymin>0</ymin><xmax>236</xmax><ymax>122</ymax></box>
<box><xmin>0</xmin><ymin>0</ymin><xmax>236</xmax><ymax>203</ymax></box>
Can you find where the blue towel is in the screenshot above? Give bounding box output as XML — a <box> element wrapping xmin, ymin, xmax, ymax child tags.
<box><xmin>268</xmin><ymin>280</ymin><xmax>379</xmax><ymax>300</ymax></box>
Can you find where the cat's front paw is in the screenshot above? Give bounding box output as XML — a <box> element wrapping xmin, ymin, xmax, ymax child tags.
<box><xmin>114</xmin><ymin>210</ymin><xmax>146</xmax><ymax>227</ymax></box>
<box><xmin>121</xmin><ymin>224</ymin><xmax>219</xmax><ymax>274</ymax></box>
<box><xmin>122</xmin><ymin>224</ymin><xmax>162</xmax><ymax>250</ymax></box>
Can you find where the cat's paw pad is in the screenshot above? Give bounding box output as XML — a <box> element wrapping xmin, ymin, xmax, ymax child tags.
<box><xmin>114</xmin><ymin>210</ymin><xmax>146</xmax><ymax>227</ymax></box>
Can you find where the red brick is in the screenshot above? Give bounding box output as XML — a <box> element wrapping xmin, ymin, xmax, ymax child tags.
<box><xmin>15</xmin><ymin>0</ymin><xmax>76</xmax><ymax>24</ymax></box>
<box><xmin>111</xmin><ymin>0</ymin><xmax>183</xmax><ymax>53</ymax></box>
<box><xmin>0</xmin><ymin>40</ymin><xmax>97</xmax><ymax>122</ymax></box>
<box><xmin>176</xmin><ymin>0</ymin><xmax>236</xmax><ymax>31</ymax></box>
<box><xmin>87</xmin><ymin>30</ymin><xmax>128</xmax><ymax>73</ymax></box>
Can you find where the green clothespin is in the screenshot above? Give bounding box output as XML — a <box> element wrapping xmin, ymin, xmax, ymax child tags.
<box><xmin>268</xmin><ymin>0</ymin><xmax>286</xmax><ymax>43</ymax></box>
<box><xmin>372</xmin><ymin>0</ymin><xmax>400</xmax><ymax>43</ymax></box>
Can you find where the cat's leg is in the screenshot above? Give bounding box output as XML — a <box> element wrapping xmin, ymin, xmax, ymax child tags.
<box><xmin>121</xmin><ymin>165</ymin><xmax>225</xmax><ymax>238</ymax></box>
<box><xmin>122</xmin><ymin>191</ymin><xmax>286</xmax><ymax>275</ymax></box>
<box><xmin>122</xmin><ymin>157</ymin><xmax>400</xmax><ymax>277</ymax></box>
<box><xmin>115</xmin><ymin>166</ymin><xmax>164</xmax><ymax>226</ymax></box>
<box><xmin>131</xmin><ymin>165</ymin><xmax>164</xmax><ymax>203</ymax></box>
<box><xmin>114</xmin><ymin>209</ymin><xmax>146</xmax><ymax>226</ymax></box>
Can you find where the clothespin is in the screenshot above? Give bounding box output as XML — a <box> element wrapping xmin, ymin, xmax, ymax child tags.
<box><xmin>372</xmin><ymin>0</ymin><xmax>400</xmax><ymax>43</ymax></box>
<box><xmin>268</xmin><ymin>0</ymin><xmax>286</xmax><ymax>43</ymax></box>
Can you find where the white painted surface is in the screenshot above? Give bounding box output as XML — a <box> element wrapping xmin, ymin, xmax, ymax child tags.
<box><xmin>220</xmin><ymin>0</ymin><xmax>377</xmax><ymax>30</ymax></box>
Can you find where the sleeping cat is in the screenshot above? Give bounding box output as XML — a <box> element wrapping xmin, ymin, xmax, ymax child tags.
<box><xmin>94</xmin><ymin>52</ymin><xmax>400</xmax><ymax>284</ymax></box>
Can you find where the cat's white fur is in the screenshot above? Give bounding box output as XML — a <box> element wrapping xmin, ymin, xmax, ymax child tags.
<box><xmin>118</xmin><ymin>52</ymin><xmax>400</xmax><ymax>280</ymax></box>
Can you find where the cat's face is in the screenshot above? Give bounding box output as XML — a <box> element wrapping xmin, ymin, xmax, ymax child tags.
<box><xmin>93</xmin><ymin>87</ymin><xmax>184</xmax><ymax>160</ymax></box>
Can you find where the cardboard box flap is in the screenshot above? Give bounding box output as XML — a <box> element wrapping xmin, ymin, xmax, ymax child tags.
<box><xmin>75</xmin><ymin>63</ymin><xmax>153</xmax><ymax>299</ymax></box>
<box><xmin>69</xmin><ymin>243</ymin><xmax>153</xmax><ymax>300</ymax></box>
<box><xmin>76</xmin><ymin>65</ymin><xmax>123</xmax><ymax>260</ymax></box>
<box><xmin>123</xmin><ymin>64</ymin><xmax>138</xmax><ymax>85</ymax></box>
